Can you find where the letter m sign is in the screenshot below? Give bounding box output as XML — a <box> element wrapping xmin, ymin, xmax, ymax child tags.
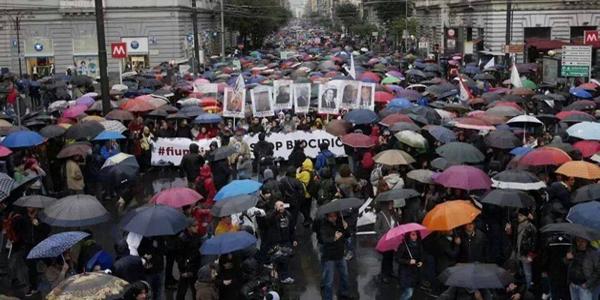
<box><xmin>584</xmin><ymin>31</ymin><xmax>600</xmax><ymax>47</ymax></box>
<box><xmin>111</xmin><ymin>42</ymin><xmax>127</xmax><ymax>59</ymax></box>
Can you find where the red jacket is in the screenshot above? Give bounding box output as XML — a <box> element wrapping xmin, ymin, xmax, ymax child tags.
<box><xmin>191</xmin><ymin>207</ymin><xmax>212</xmax><ymax>237</ymax></box>
<box><xmin>6</xmin><ymin>86</ymin><xmax>17</xmax><ymax>105</ymax></box>
<box><xmin>195</xmin><ymin>164</ymin><xmax>216</xmax><ymax>206</ymax></box>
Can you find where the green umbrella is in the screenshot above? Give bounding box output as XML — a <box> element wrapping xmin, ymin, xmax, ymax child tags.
<box><xmin>381</xmin><ymin>76</ymin><xmax>401</xmax><ymax>84</ymax></box>
<box><xmin>521</xmin><ymin>78</ymin><xmax>538</xmax><ymax>90</ymax></box>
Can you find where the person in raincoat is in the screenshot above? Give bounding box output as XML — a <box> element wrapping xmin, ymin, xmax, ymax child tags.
<box><xmin>396</xmin><ymin>231</ymin><xmax>424</xmax><ymax>300</ymax></box>
<box><xmin>296</xmin><ymin>158</ymin><xmax>315</xmax><ymax>227</ymax></box>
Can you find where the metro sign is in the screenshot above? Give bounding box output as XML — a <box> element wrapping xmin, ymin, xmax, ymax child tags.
<box><xmin>584</xmin><ymin>30</ymin><xmax>600</xmax><ymax>47</ymax></box>
<box><xmin>111</xmin><ymin>42</ymin><xmax>127</xmax><ymax>59</ymax></box>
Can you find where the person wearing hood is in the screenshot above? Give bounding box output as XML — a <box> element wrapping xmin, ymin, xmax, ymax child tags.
<box><xmin>374</xmin><ymin>200</ymin><xmax>401</xmax><ymax>284</ymax></box>
<box><xmin>296</xmin><ymin>158</ymin><xmax>315</xmax><ymax>227</ymax></box>
<box><xmin>279</xmin><ymin>166</ymin><xmax>305</xmax><ymax>229</ymax></box>
<box><xmin>210</xmin><ymin>154</ymin><xmax>232</xmax><ymax>191</ymax></box>
<box><xmin>175</xmin><ymin>219</ymin><xmax>203</xmax><ymax>300</ymax></box>
<box><xmin>511</xmin><ymin>208</ymin><xmax>537</xmax><ymax>290</ymax></box>
<box><xmin>317</xmin><ymin>167</ymin><xmax>337</xmax><ymax>206</ymax></box>
<box><xmin>335</xmin><ymin>164</ymin><xmax>359</xmax><ymax>198</ymax></box>
<box><xmin>262</xmin><ymin>169</ymin><xmax>282</xmax><ymax>201</ymax></box>
<box><xmin>315</xmin><ymin>141</ymin><xmax>335</xmax><ymax>173</ymax></box>
<box><xmin>181</xmin><ymin>143</ymin><xmax>204</xmax><ymax>187</ymax></box>
<box><xmin>176</xmin><ymin>119</ymin><xmax>192</xmax><ymax>138</ymax></box>
<box><xmin>84</xmin><ymin>144</ymin><xmax>104</xmax><ymax>198</ymax></box>
<box><xmin>194</xmin><ymin>164</ymin><xmax>216</xmax><ymax>206</ymax></box>
<box><xmin>139</xmin><ymin>126</ymin><xmax>154</xmax><ymax>172</ymax></box>
<box><xmin>382</xmin><ymin>166</ymin><xmax>404</xmax><ymax>190</ymax></box>
<box><xmin>288</xmin><ymin>140</ymin><xmax>307</xmax><ymax>169</ymax></box>
<box><xmin>396</xmin><ymin>231</ymin><xmax>424</xmax><ymax>300</ymax></box>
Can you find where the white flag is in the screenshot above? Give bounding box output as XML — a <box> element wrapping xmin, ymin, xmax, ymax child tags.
<box><xmin>458</xmin><ymin>76</ymin><xmax>472</xmax><ymax>103</ymax></box>
<box><xmin>510</xmin><ymin>61</ymin><xmax>523</xmax><ymax>88</ymax></box>
<box><xmin>235</xmin><ymin>73</ymin><xmax>245</xmax><ymax>93</ymax></box>
<box><xmin>344</xmin><ymin>54</ymin><xmax>357</xmax><ymax>79</ymax></box>
<box><xmin>484</xmin><ymin>57</ymin><xmax>495</xmax><ymax>69</ymax></box>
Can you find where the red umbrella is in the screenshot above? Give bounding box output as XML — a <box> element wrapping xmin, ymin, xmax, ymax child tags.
<box><xmin>341</xmin><ymin>133</ymin><xmax>375</xmax><ymax>148</ymax></box>
<box><xmin>379</xmin><ymin>113</ymin><xmax>415</xmax><ymax>127</ymax></box>
<box><xmin>62</xmin><ymin>105</ymin><xmax>88</xmax><ymax>119</ymax></box>
<box><xmin>470</xmin><ymin>113</ymin><xmax>506</xmax><ymax>125</ymax></box>
<box><xmin>120</xmin><ymin>98</ymin><xmax>155</xmax><ymax>112</ymax></box>
<box><xmin>578</xmin><ymin>82</ymin><xmax>598</xmax><ymax>91</ymax></box>
<box><xmin>199</xmin><ymin>97</ymin><xmax>219</xmax><ymax>107</ymax></box>
<box><xmin>325</xmin><ymin>119</ymin><xmax>351</xmax><ymax>137</ymax></box>
<box><xmin>358</xmin><ymin>71</ymin><xmax>381</xmax><ymax>83</ymax></box>
<box><xmin>574</xmin><ymin>141</ymin><xmax>600</xmax><ymax>158</ymax></box>
<box><xmin>489</xmin><ymin>101</ymin><xmax>523</xmax><ymax>110</ymax></box>
<box><xmin>105</xmin><ymin>109</ymin><xmax>135</xmax><ymax>121</ymax></box>
<box><xmin>519</xmin><ymin>147</ymin><xmax>572</xmax><ymax>166</ymax></box>
<box><xmin>452</xmin><ymin>117</ymin><xmax>496</xmax><ymax>131</ymax></box>
<box><xmin>151</xmin><ymin>187</ymin><xmax>203</xmax><ymax>208</ymax></box>
<box><xmin>555</xmin><ymin>110</ymin><xmax>593</xmax><ymax>121</ymax></box>
<box><xmin>375</xmin><ymin>91</ymin><xmax>394</xmax><ymax>104</ymax></box>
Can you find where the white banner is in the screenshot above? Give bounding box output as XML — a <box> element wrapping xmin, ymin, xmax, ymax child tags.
<box><xmin>151</xmin><ymin>130</ymin><xmax>346</xmax><ymax>166</ymax></box>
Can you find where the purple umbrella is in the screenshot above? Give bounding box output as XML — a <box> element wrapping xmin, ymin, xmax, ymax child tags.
<box><xmin>62</xmin><ymin>104</ymin><xmax>88</xmax><ymax>119</ymax></box>
<box><xmin>76</xmin><ymin>96</ymin><xmax>95</xmax><ymax>107</ymax></box>
<box><xmin>433</xmin><ymin>165</ymin><xmax>492</xmax><ymax>191</ymax></box>
<box><xmin>396</xmin><ymin>89</ymin><xmax>422</xmax><ymax>102</ymax></box>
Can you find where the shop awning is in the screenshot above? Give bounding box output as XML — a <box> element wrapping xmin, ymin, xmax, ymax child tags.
<box><xmin>525</xmin><ymin>38</ymin><xmax>568</xmax><ymax>50</ymax></box>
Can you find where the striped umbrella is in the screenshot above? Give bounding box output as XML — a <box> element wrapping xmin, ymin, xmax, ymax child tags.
<box><xmin>100</xmin><ymin>120</ymin><xmax>127</xmax><ymax>133</ymax></box>
<box><xmin>0</xmin><ymin>173</ymin><xmax>15</xmax><ymax>201</ymax></box>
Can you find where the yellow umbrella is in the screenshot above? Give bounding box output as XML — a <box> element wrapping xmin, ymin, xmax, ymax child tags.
<box><xmin>556</xmin><ymin>160</ymin><xmax>600</xmax><ymax>180</ymax></box>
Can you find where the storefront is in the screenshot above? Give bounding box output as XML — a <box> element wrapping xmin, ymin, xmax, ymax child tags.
<box><xmin>121</xmin><ymin>37</ymin><xmax>149</xmax><ymax>72</ymax></box>
<box><xmin>72</xmin><ymin>36</ymin><xmax>99</xmax><ymax>77</ymax></box>
<box><xmin>24</xmin><ymin>38</ymin><xmax>54</xmax><ymax>77</ymax></box>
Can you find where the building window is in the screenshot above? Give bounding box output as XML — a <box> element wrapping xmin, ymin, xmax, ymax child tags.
<box><xmin>524</xmin><ymin>27</ymin><xmax>551</xmax><ymax>40</ymax></box>
<box><xmin>571</xmin><ymin>26</ymin><xmax>597</xmax><ymax>43</ymax></box>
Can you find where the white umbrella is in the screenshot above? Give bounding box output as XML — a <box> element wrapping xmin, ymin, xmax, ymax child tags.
<box><xmin>507</xmin><ymin>115</ymin><xmax>543</xmax><ymax>125</ymax></box>
<box><xmin>177</xmin><ymin>98</ymin><xmax>202</xmax><ymax>106</ymax></box>
<box><xmin>101</xmin><ymin>120</ymin><xmax>127</xmax><ymax>133</ymax></box>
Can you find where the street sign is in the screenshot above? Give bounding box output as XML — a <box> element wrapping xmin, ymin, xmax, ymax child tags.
<box><xmin>561</xmin><ymin>45</ymin><xmax>592</xmax><ymax>77</ymax></box>
<box><xmin>504</xmin><ymin>44</ymin><xmax>524</xmax><ymax>54</ymax></box>
<box><xmin>584</xmin><ymin>30</ymin><xmax>600</xmax><ymax>47</ymax></box>
<box><xmin>562</xmin><ymin>65</ymin><xmax>589</xmax><ymax>77</ymax></box>
<box><xmin>111</xmin><ymin>42</ymin><xmax>127</xmax><ymax>59</ymax></box>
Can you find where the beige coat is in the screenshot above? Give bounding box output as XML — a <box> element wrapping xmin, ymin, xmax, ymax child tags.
<box><xmin>66</xmin><ymin>159</ymin><xmax>84</xmax><ymax>191</ymax></box>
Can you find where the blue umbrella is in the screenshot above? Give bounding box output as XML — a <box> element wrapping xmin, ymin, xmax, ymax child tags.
<box><xmin>2</xmin><ymin>130</ymin><xmax>44</xmax><ymax>148</ymax></box>
<box><xmin>27</xmin><ymin>231</ymin><xmax>89</xmax><ymax>259</ymax></box>
<box><xmin>120</xmin><ymin>204</ymin><xmax>188</xmax><ymax>237</ymax></box>
<box><xmin>424</xmin><ymin>125</ymin><xmax>457</xmax><ymax>144</ymax></box>
<box><xmin>510</xmin><ymin>146</ymin><xmax>534</xmax><ymax>156</ymax></box>
<box><xmin>567</xmin><ymin>122</ymin><xmax>600</xmax><ymax>140</ymax></box>
<box><xmin>214</xmin><ymin>179</ymin><xmax>262</xmax><ymax>201</ymax></box>
<box><xmin>464</xmin><ymin>65</ymin><xmax>481</xmax><ymax>74</ymax></box>
<box><xmin>567</xmin><ymin>201</ymin><xmax>600</xmax><ymax>230</ymax></box>
<box><xmin>194</xmin><ymin>113</ymin><xmax>223</xmax><ymax>124</ymax></box>
<box><xmin>86</xmin><ymin>250</ymin><xmax>113</xmax><ymax>272</ymax></box>
<box><xmin>93</xmin><ymin>130</ymin><xmax>126</xmax><ymax>141</ymax></box>
<box><xmin>200</xmin><ymin>231</ymin><xmax>257</xmax><ymax>255</ymax></box>
<box><xmin>570</xmin><ymin>87</ymin><xmax>593</xmax><ymax>99</ymax></box>
<box><xmin>343</xmin><ymin>109</ymin><xmax>378</xmax><ymax>125</ymax></box>
<box><xmin>387</xmin><ymin>98</ymin><xmax>412</xmax><ymax>109</ymax></box>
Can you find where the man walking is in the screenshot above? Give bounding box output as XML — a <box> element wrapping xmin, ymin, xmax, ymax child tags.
<box><xmin>320</xmin><ymin>212</ymin><xmax>351</xmax><ymax>300</ymax></box>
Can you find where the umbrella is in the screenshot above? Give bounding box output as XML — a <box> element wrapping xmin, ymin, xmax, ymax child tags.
<box><xmin>214</xmin><ymin>179</ymin><xmax>262</xmax><ymax>201</ymax></box>
<box><xmin>212</xmin><ymin>146</ymin><xmax>237</xmax><ymax>161</ymax></box>
<box><xmin>541</xmin><ymin>222</ymin><xmax>600</xmax><ymax>241</ymax></box>
<box><xmin>395</xmin><ymin>130</ymin><xmax>427</xmax><ymax>149</ymax></box>
<box><xmin>474</xmin><ymin>73</ymin><xmax>495</xmax><ymax>81</ymax></box>
<box><xmin>387</xmin><ymin>98</ymin><xmax>412</xmax><ymax>109</ymax></box>
<box><xmin>423</xmin><ymin>125</ymin><xmax>457</xmax><ymax>144</ymax></box>
<box><xmin>120</xmin><ymin>204</ymin><xmax>188</xmax><ymax>237</ymax></box>
<box><xmin>423</xmin><ymin>200</ymin><xmax>481</xmax><ymax>231</ymax></box>
<box><xmin>62</xmin><ymin>105</ymin><xmax>88</xmax><ymax>119</ymax></box>
<box><xmin>200</xmin><ymin>231</ymin><xmax>257</xmax><ymax>255</ymax></box>
<box><xmin>381</xmin><ymin>76</ymin><xmax>401</xmax><ymax>84</ymax></box>
<box><xmin>121</xmin><ymin>98</ymin><xmax>155</xmax><ymax>112</ymax></box>
<box><xmin>556</xmin><ymin>110</ymin><xmax>594</xmax><ymax>121</ymax></box>
<box><xmin>439</xmin><ymin>263</ymin><xmax>513</xmax><ymax>290</ymax></box>
<box><xmin>211</xmin><ymin>194</ymin><xmax>259</xmax><ymax>217</ymax></box>
<box><xmin>47</xmin><ymin>272</ymin><xmax>129</xmax><ymax>300</ymax></box>
<box><xmin>491</xmin><ymin>169</ymin><xmax>546</xmax><ymax>190</ymax></box>
<box><xmin>151</xmin><ymin>187</ymin><xmax>203</xmax><ymax>208</ymax></box>
<box><xmin>435</xmin><ymin>142</ymin><xmax>485</xmax><ymax>164</ymax></box>
<box><xmin>27</xmin><ymin>231</ymin><xmax>89</xmax><ymax>259</ymax></box>
<box><xmin>484</xmin><ymin>130</ymin><xmax>522</xmax><ymax>149</ymax></box>
<box><xmin>317</xmin><ymin>197</ymin><xmax>363</xmax><ymax>216</ymax></box>
<box><xmin>40</xmin><ymin>125</ymin><xmax>67</xmax><ymax>139</ymax></box>
<box><xmin>75</xmin><ymin>96</ymin><xmax>95</xmax><ymax>107</ymax></box>
<box><xmin>100</xmin><ymin>153</ymin><xmax>139</xmax><ymax>185</ymax></box>
<box><xmin>564</xmin><ymin>100</ymin><xmax>596</xmax><ymax>111</ymax></box>
<box><xmin>0</xmin><ymin>145</ymin><xmax>11</xmax><ymax>158</ymax></box>
<box><xmin>325</xmin><ymin>119</ymin><xmax>351</xmax><ymax>137</ymax></box>
<box><xmin>194</xmin><ymin>113</ymin><xmax>223</xmax><ymax>124</ymax></box>
<box><xmin>374</xmin><ymin>91</ymin><xmax>394</xmax><ymax>103</ymax></box>
<box><xmin>93</xmin><ymin>131</ymin><xmax>125</xmax><ymax>141</ymax></box>
<box><xmin>375</xmin><ymin>223</ymin><xmax>430</xmax><ymax>252</ymax></box>
<box><xmin>573</xmin><ymin>141</ymin><xmax>600</xmax><ymax>158</ymax></box>
<box><xmin>407</xmin><ymin>169</ymin><xmax>435</xmax><ymax>184</ymax></box>
<box><xmin>570</xmin><ymin>87</ymin><xmax>593</xmax><ymax>99</ymax></box>
<box><xmin>0</xmin><ymin>173</ymin><xmax>15</xmax><ymax>201</ymax></box>
<box><xmin>406</xmin><ymin>69</ymin><xmax>426</xmax><ymax>78</ymax></box>
<box><xmin>567</xmin><ymin>122</ymin><xmax>600</xmax><ymax>140</ymax></box>
<box><xmin>57</xmin><ymin>142</ymin><xmax>92</xmax><ymax>159</ymax></box>
<box><xmin>65</xmin><ymin>121</ymin><xmax>104</xmax><ymax>140</ymax></box>
<box><xmin>555</xmin><ymin>161</ymin><xmax>600</xmax><ymax>180</ymax></box>
<box><xmin>485</xmin><ymin>106</ymin><xmax>522</xmax><ymax>118</ymax></box>
<box><xmin>450</xmin><ymin>117</ymin><xmax>496</xmax><ymax>131</ymax></box>
<box><xmin>105</xmin><ymin>109</ymin><xmax>134</xmax><ymax>121</ymax></box>
<box><xmin>567</xmin><ymin>201</ymin><xmax>600</xmax><ymax>230</ymax></box>
<box><xmin>572</xmin><ymin>184</ymin><xmax>600</xmax><ymax>203</ymax></box>
<box><xmin>379</xmin><ymin>113</ymin><xmax>415</xmax><ymax>127</ymax></box>
<box><xmin>396</xmin><ymin>89</ymin><xmax>422</xmax><ymax>101</ymax></box>
<box><xmin>87</xmin><ymin>100</ymin><xmax>118</xmax><ymax>112</ymax></box>
<box><xmin>180</xmin><ymin>105</ymin><xmax>204</xmax><ymax>118</ymax></box>
<box><xmin>343</xmin><ymin>109</ymin><xmax>379</xmax><ymax>124</ymax></box>
<box><xmin>373</xmin><ymin>149</ymin><xmax>415</xmax><ymax>166</ymax></box>
<box><xmin>100</xmin><ymin>120</ymin><xmax>127</xmax><ymax>133</ymax></box>
<box><xmin>14</xmin><ymin>195</ymin><xmax>56</xmax><ymax>208</ymax></box>
<box><xmin>374</xmin><ymin>189</ymin><xmax>419</xmax><ymax>203</ymax></box>
<box><xmin>434</xmin><ymin>165</ymin><xmax>492</xmax><ymax>190</ymax></box>
<box><xmin>519</xmin><ymin>147</ymin><xmax>571</xmax><ymax>167</ymax></box>
<box><xmin>481</xmin><ymin>189</ymin><xmax>536</xmax><ymax>208</ymax></box>
<box><xmin>389</xmin><ymin>122</ymin><xmax>421</xmax><ymax>133</ymax></box>
<box><xmin>506</xmin><ymin>115</ymin><xmax>543</xmax><ymax>126</ymax></box>
<box><xmin>341</xmin><ymin>133</ymin><xmax>375</xmax><ymax>148</ymax></box>
<box><xmin>1</xmin><ymin>130</ymin><xmax>45</xmax><ymax>148</ymax></box>
<box><xmin>40</xmin><ymin>194</ymin><xmax>110</xmax><ymax>227</ymax></box>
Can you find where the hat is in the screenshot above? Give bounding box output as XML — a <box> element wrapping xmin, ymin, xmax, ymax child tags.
<box><xmin>263</xmin><ymin>168</ymin><xmax>274</xmax><ymax>180</ymax></box>
<box><xmin>518</xmin><ymin>208</ymin><xmax>529</xmax><ymax>216</ymax></box>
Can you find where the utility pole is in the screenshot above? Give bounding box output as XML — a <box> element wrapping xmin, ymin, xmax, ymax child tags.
<box><xmin>504</xmin><ymin>0</ymin><xmax>512</xmax><ymax>63</ymax></box>
<box><xmin>94</xmin><ymin>0</ymin><xmax>111</xmax><ymax>115</ymax></box>
<box><xmin>15</xmin><ymin>16</ymin><xmax>22</xmax><ymax>78</ymax></box>
<box><xmin>405</xmin><ymin>0</ymin><xmax>409</xmax><ymax>53</ymax></box>
<box><xmin>191</xmin><ymin>0</ymin><xmax>201</xmax><ymax>74</ymax></box>
<box><xmin>220</xmin><ymin>0</ymin><xmax>225</xmax><ymax>60</ymax></box>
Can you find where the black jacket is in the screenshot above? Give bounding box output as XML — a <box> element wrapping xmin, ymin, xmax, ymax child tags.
<box><xmin>210</xmin><ymin>159</ymin><xmax>232</xmax><ymax>190</ymax></box>
<box><xmin>458</xmin><ymin>229</ymin><xmax>488</xmax><ymax>263</ymax></box>
<box><xmin>433</xmin><ymin>234</ymin><xmax>459</xmax><ymax>274</ymax></box>
<box><xmin>319</xmin><ymin>218</ymin><xmax>349</xmax><ymax>261</ymax></box>
<box><xmin>138</xmin><ymin>238</ymin><xmax>165</xmax><ymax>274</ymax></box>
<box><xmin>278</xmin><ymin>176</ymin><xmax>304</xmax><ymax>208</ymax></box>
<box><xmin>180</xmin><ymin>153</ymin><xmax>204</xmax><ymax>181</ymax></box>
<box><xmin>288</xmin><ymin>148</ymin><xmax>306</xmax><ymax>169</ymax></box>
<box><xmin>264</xmin><ymin>210</ymin><xmax>295</xmax><ymax>246</ymax></box>
<box><xmin>253</xmin><ymin>141</ymin><xmax>274</xmax><ymax>160</ymax></box>
<box><xmin>175</xmin><ymin>230</ymin><xmax>203</xmax><ymax>275</ymax></box>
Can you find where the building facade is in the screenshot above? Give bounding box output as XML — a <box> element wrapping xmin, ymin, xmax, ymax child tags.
<box><xmin>0</xmin><ymin>0</ymin><xmax>221</xmax><ymax>78</ymax></box>
<box><xmin>414</xmin><ymin>0</ymin><xmax>600</xmax><ymax>63</ymax></box>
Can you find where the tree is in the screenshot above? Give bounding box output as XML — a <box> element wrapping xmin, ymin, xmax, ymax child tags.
<box><xmin>373</xmin><ymin>0</ymin><xmax>410</xmax><ymax>26</ymax></box>
<box><xmin>335</xmin><ymin>2</ymin><xmax>360</xmax><ymax>32</ymax></box>
<box><xmin>350</xmin><ymin>23</ymin><xmax>378</xmax><ymax>39</ymax></box>
<box><xmin>224</xmin><ymin>0</ymin><xmax>292</xmax><ymax>48</ymax></box>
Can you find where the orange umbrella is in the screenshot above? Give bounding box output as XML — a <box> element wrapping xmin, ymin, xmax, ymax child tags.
<box><xmin>120</xmin><ymin>98</ymin><xmax>155</xmax><ymax>112</ymax></box>
<box><xmin>556</xmin><ymin>161</ymin><xmax>600</xmax><ymax>180</ymax></box>
<box><xmin>422</xmin><ymin>200</ymin><xmax>481</xmax><ymax>231</ymax></box>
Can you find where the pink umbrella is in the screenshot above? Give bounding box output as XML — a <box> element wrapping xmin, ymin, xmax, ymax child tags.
<box><xmin>0</xmin><ymin>145</ymin><xmax>12</xmax><ymax>157</ymax></box>
<box><xmin>62</xmin><ymin>104</ymin><xmax>88</xmax><ymax>119</ymax></box>
<box><xmin>434</xmin><ymin>165</ymin><xmax>492</xmax><ymax>191</ymax></box>
<box><xmin>376</xmin><ymin>223</ymin><xmax>430</xmax><ymax>252</ymax></box>
<box><xmin>151</xmin><ymin>187</ymin><xmax>203</xmax><ymax>208</ymax></box>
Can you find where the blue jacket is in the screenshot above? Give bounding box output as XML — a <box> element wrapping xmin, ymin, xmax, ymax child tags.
<box><xmin>100</xmin><ymin>146</ymin><xmax>119</xmax><ymax>160</ymax></box>
<box><xmin>315</xmin><ymin>150</ymin><xmax>334</xmax><ymax>171</ymax></box>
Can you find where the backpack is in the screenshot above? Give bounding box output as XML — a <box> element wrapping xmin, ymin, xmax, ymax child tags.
<box><xmin>306</xmin><ymin>171</ymin><xmax>320</xmax><ymax>198</ymax></box>
<box><xmin>325</xmin><ymin>155</ymin><xmax>336</xmax><ymax>171</ymax></box>
<box><xmin>317</xmin><ymin>178</ymin><xmax>336</xmax><ymax>205</ymax></box>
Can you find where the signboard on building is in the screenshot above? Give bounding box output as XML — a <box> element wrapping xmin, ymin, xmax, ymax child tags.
<box><xmin>120</xmin><ymin>37</ymin><xmax>149</xmax><ymax>55</ymax></box>
<box><xmin>542</xmin><ymin>56</ymin><xmax>559</xmax><ymax>85</ymax></box>
<box><xmin>584</xmin><ymin>30</ymin><xmax>600</xmax><ymax>47</ymax></box>
<box><xmin>504</xmin><ymin>44</ymin><xmax>524</xmax><ymax>54</ymax></box>
<box><xmin>111</xmin><ymin>43</ymin><xmax>127</xmax><ymax>59</ymax></box>
<box><xmin>561</xmin><ymin>45</ymin><xmax>592</xmax><ymax>77</ymax></box>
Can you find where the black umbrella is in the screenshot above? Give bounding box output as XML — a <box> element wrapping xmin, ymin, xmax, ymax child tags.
<box><xmin>484</xmin><ymin>130</ymin><xmax>522</xmax><ymax>150</ymax></box>
<box><xmin>374</xmin><ymin>189</ymin><xmax>419</xmax><ymax>203</ymax></box>
<box><xmin>100</xmin><ymin>153</ymin><xmax>139</xmax><ymax>186</ymax></box>
<box><xmin>212</xmin><ymin>146</ymin><xmax>236</xmax><ymax>161</ymax></box>
<box><xmin>120</xmin><ymin>205</ymin><xmax>188</xmax><ymax>237</ymax></box>
<box><xmin>70</xmin><ymin>75</ymin><xmax>93</xmax><ymax>87</ymax></box>
<box><xmin>65</xmin><ymin>121</ymin><xmax>104</xmax><ymax>140</ymax></box>
<box><xmin>39</xmin><ymin>194</ymin><xmax>110</xmax><ymax>227</ymax></box>
<box><xmin>572</xmin><ymin>184</ymin><xmax>600</xmax><ymax>204</ymax></box>
<box><xmin>211</xmin><ymin>194</ymin><xmax>258</xmax><ymax>217</ymax></box>
<box><xmin>147</xmin><ymin>109</ymin><xmax>168</xmax><ymax>118</ymax></box>
<box><xmin>564</xmin><ymin>100</ymin><xmax>596</xmax><ymax>111</ymax></box>
<box><xmin>431</xmin><ymin>157</ymin><xmax>454</xmax><ymax>171</ymax></box>
<box><xmin>439</xmin><ymin>263</ymin><xmax>513</xmax><ymax>290</ymax></box>
<box><xmin>491</xmin><ymin>169</ymin><xmax>546</xmax><ymax>190</ymax></box>
<box><xmin>562</xmin><ymin>113</ymin><xmax>596</xmax><ymax>123</ymax></box>
<box><xmin>317</xmin><ymin>198</ymin><xmax>363</xmax><ymax>216</ymax></box>
<box><xmin>403</xmin><ymin>106</ymin><xmax>442</xmax><ymax>125</ymax></box>
<box><xmin>541</xmin><ymin>222</ymin><xmax>600</xmax><ymax>241</ymax></box>
<box><xmin>480</xmin><ymin>189</ymin><xmax>535</xmax><ymax>208</ymax></box>
<box><xmin>435</xmin><ymin>142</ymin><xmax>485</xmax><ymax>164</ymax></box>
<box><xmin>40</xmin><ymin>124</ymin><xmax>66</xmax><ymax>139</ymax></box>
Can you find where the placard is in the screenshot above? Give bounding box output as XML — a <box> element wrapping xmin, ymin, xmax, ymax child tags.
<box><xmin>273</xmin><ymin>80</ymin><xmax>293</xmax><ymax>110</ymax></box>
<box><xmin>292</xmin><ymin>83</ymin><xmax>311</xmax><ymax>114</ymax></box>
<box><xmin>357</xmin><ymin>82</ymin><xmax>375</xmax><ymax>110</ymax></box>
<box><xmin>222</xmin><ymin>87</ymin><xmax>245</xmax><ymax>118</ymax></box>
<box><xmin>251</xmin><ymin>85</ymin><xmax>274</xmax><ymax>118</ymax></box>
